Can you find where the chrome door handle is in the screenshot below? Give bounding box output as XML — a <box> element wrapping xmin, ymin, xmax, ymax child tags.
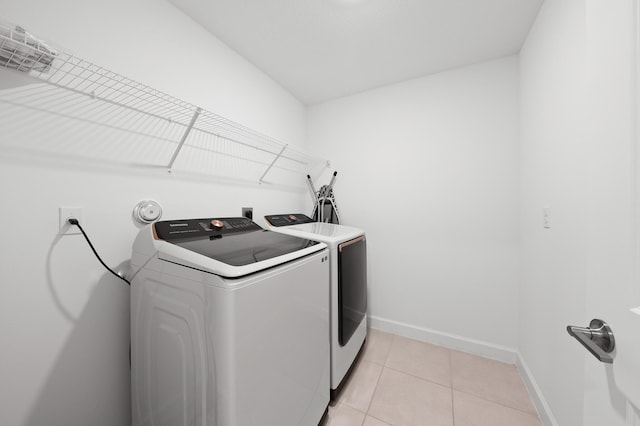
<box><xmin>567</xmin><ymin>319</ymin><xmax>615</xmax><ymax>363</ymax></box>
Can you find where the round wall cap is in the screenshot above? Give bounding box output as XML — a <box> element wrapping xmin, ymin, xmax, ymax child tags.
<box><xmin>133</xmin><ymin>200</ymin><xmax>163</xmax><ymax>224</ymax></box>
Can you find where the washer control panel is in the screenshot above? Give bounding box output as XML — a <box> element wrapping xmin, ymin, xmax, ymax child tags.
<box><xmin>264</xmin><ymin>213</ymin><xmax>314</xmax><ymax>227</ymax></box>
<box><xmin>154</xmin><ymin>217</ymin><xmax>261</xmax><ymax>241</ymax></box>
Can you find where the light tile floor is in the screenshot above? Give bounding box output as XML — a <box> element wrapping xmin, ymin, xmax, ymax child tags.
<box><xmin>324</xmin><ymin>329</ymin><xmax>541</xmax><ymax>426</ymax></box>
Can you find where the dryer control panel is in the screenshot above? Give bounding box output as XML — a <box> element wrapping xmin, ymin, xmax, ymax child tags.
<box><xmin>154</xmin><ymin>217</ymin><xmax>261</xmax><ymax>241</ymax></box>
<box><xmin>264</xmin><ymin>214</ymin><xmax>314</xmax><ymax>227</ymax></box>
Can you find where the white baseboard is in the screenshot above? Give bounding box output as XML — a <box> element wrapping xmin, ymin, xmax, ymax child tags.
<box><xmin>516</xmin><ymin>354</ymin><xmax>558</xmax><ymax>426</ymax></box>
<box><xmin>368</xmin><ymin>315</ymin><xmax>557</xmax><ymax>425</ymax></box>
<box><xmin>367</xmin><ymin>314</ymin><xmax>517</xmax><ymax>364</ymax></box>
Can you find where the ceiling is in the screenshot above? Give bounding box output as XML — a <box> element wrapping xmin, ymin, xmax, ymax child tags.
<box><xmin>168</xmin><ymin>0</ymin><xmax>544</xmax><ymax>105</ymax></box>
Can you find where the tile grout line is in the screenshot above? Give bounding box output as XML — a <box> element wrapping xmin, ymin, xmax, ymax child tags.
<box><xmin>383</xmin><ymin>365</ymin><xmax>451</xmax><ymax>389</ymax></box>
<box><xmin>381</xmin><ymin>332</ymin><xmax>395</xmax><ymax>366</ymax></box>
<box><xmin>364</xmin><ymin>334</ymin><xmax>395</xmax><ymax>416</ymax></box>
<box><xmin>367</xmin><ymin>413</ymin><xmax>393</xmax><ymax>426</ymax></box>
<box><xmin>381</xmin><ymin>332</ymin><xmax>454</xmax><ymax>389</ymax></box>
<box><xmin>452</xmin><ymin>388</ymin><xmax>541</xmax><ymax>418</ymax></box>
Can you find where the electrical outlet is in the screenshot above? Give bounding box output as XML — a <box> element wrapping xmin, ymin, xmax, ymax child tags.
<box><xmin>242</xmin><ymin>207</ymin><xmax>253</xmax><ymax>220</ymax></box>
<box><xmin>59</xmin><ymin>207</ymin><xmax>83</xmax><ymax>235</ymax></box>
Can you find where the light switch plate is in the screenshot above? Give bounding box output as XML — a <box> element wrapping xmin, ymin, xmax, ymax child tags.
<box><xmin>543</xmin><ymin>207</ymin><xmax>551</xmax><ymax>229</ymax></box>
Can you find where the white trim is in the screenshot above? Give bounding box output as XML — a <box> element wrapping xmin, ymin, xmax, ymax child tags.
<box><xmin>631</xmin><ymin>0</ymin><xmax>640</xmax><ymax>297</ymax></box>
<box><xmin>367</xmin><ymin>314</ymin><xmax>516</xmax><ymax>364</ymax></box>
<box><xmin>516</xmin><ymin>354</ymin><xmax>559</xmax><ymax>426</ymax></box>
<box><xmin>631</xmin><ymin>0</ymin><xmax>640</xmax><ymax>420</ymax></box>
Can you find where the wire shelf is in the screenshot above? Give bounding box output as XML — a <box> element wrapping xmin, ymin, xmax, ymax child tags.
<box><xmin>0</xmin><ymin>21</ymin><xmax>328</xmax><ymax>185</ymax></box>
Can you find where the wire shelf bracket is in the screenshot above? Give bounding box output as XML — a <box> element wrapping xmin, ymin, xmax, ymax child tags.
<box><xmin>259</xmin><ymin>144</ymin><xmax>288</xmax><ymax>184</ymax></box>
<box><xmin>167</xmin><ymin>107</ymin><xmax>201</xmax><ymax>170</ymax></box>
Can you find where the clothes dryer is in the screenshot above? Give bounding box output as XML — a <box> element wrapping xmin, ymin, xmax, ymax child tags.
<box><xmin>264</xmin><ymin>214</ymin><xmax>367</xmax><ymax>399</ymax></box>
<box><xmin>130</xmin><ymin>217</ymin><xmax>330</xmax><ymax>426</ymax></box>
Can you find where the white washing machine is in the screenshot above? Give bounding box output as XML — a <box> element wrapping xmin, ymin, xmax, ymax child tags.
<box><xmin>264</xmin><ymin>214</ymin><xmax>367</xmax><ymax>400</ymax></box>
<box><xmin>130</xmin><ymin>217</ymin><xmax>330</xmax><ymax>426</ymax></box>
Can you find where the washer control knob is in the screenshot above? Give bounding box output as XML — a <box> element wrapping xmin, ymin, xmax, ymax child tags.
<box><xmin>211</xmin><ymin>219</ymin><xmax>224</xmax><ymax>230</ymax></box>
<box><xmin>288</xmin><ymin>214</ymin><xmax>297</xmax><ymax>222</ymax></box>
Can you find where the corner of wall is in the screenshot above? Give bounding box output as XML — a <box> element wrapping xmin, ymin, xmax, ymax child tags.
<box><xmin>516</xmin><ymin>353</ymin><xmax>559</xmax><ymax>426</ymax></box>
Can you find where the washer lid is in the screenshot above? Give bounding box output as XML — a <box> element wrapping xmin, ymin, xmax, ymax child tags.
<box><xmin>153</xmin><ymin>217</ymin><xmax>324</xmax><ymax>277</ymax></box>
<box><xmin>266</xmin><ymin>221</ymin><xmax>364</xmax><ymax>246</ymax></box>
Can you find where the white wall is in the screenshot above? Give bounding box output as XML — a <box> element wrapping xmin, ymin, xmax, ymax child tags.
<box><xmin>0</xmin><ymin>1</ymin><xmax>308</xmax><ymax>425</ymax></box>
<box><xmin>518</xmin><ymin>1</ymin><xmax>589</xmax><ymax>424</ymax></box>
<box><xmin>307</xmin><ymin>57</ymin><xmax>520</xmax><ymax>355</ymax></box>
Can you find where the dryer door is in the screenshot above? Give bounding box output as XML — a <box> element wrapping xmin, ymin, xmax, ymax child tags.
<box><xmin>338</xmin><ymin>236</ymin><xmax>367</xmax><ymax>346</ymax></box>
